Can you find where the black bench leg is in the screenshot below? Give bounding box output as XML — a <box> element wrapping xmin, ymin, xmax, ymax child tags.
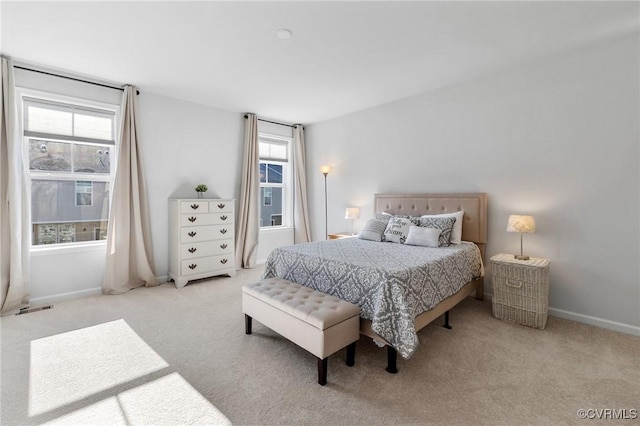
<box><xmin>442</xmin><ymin>310</ymin><xmax>452</xmax><ymax>329</ymax></box>
<box><xmin>385</xmin><ymin>346</ymin><xmax>398</xmax><ymax>374</ymax></box>
<box><xmin>318</xmin><ymin>357</ymin><xmax>328</xmax><ymax>385</ymax></box>
<box><xmin>346</xmin><ymin>342</ymin><xmax>356</xmax><ymax>367</ymax></box>
<box><xmin>245</xmin><ymin>314</ymin><xmax>252</xmax><ymax>335</ymax></box>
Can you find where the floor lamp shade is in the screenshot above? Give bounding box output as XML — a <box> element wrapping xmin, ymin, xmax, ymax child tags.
<box><xmin>506</xmin><ymin>215</ymin><xmax>536</xmax><ymax>260</ymax></box>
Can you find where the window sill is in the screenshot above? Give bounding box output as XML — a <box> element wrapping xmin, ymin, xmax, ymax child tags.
<box><xmin>259</xmin><ymin>226</ymin><xmax>293</xmax><ymax>233</ymax></box>
<box><xmin>31</xmin><ymin>241</ymin><xmax>107</xmax><ymax>257</ymax></box>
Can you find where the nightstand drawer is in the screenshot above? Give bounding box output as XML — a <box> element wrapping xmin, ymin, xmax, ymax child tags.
<box><xmin>492</xmin><ymin>276</ymin><xmax>547</xmax><ymax>309</ymax></box>
<box><xmin>492</xmin><ymin>262</ymin><xmax>549</xmax><ymax>284</ymax></box>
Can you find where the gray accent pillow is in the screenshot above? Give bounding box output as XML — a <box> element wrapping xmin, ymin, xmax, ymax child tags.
<box><xmin>418</xmin><ymin>216</ymin><xmax>456</xmax><ymax>247</ymax></box>
<box><xmin>405</xmin><ymin>226</ymin><xmax>441</xmax><ymax>247</ymax></box>
<box><xmin>383</xmin><ymin>216</ymin><xmax>413</xmax><ymax>244</ymax></box>
<box><xmin>358</xmin><ymin>219</ymin><xmax>388</xmax><ymax>242</ymax></box>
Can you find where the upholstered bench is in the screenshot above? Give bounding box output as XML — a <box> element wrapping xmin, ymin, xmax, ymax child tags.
<box><xmin>242</xmin><ymin>278</ymin><xmax>360</xmax><ymax>385</ymax></box>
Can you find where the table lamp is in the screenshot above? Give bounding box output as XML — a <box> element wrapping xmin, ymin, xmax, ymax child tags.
<box><xmin>345</xmin><ymin>207</ymin><xmax>360</xmax><ymax>235</ymax></box>
<box><xmin>506</xmin><ymin>215</ymin><xmax>536</xmax><ymax>260</ymax></box>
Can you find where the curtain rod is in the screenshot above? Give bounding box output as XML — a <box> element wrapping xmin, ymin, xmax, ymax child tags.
<box><xmin>244</xmin><ymin>114</ymin><xmax>295</xmax><ymax>128</ymax></box>
<box><xmin>14</xmin><ymin>66</ymin><xmax>140</xmax><ymax>95</ymax></box>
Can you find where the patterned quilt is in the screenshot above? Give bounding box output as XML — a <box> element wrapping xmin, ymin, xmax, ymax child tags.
<box><xmin>262</xmin><ymin>238</ymin><xmax>483</xmax><ymax>359</ymax></box>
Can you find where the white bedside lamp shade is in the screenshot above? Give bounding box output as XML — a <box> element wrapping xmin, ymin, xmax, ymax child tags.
<box><xmin>507</xmin><ymin>215</ymin><xmax>536</xmax><ymax>260</ymax></box>
<box><xmin>345</xmin><ymin>207</ymin><xmax>359</xmax><ymax>235</ymax></box>
<box><xmin>345</xmin><ymin>207</ymin><xmax>360</xmax><ymax>220</ymax></box>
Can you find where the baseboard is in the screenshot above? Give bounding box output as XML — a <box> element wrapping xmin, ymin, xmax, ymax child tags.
<box><xmin>29</xmin><ymin>275</ymin><xmax>170</xmax><ymax>306</ymax></box>
<box><xmin>548</xmin><ymin>307</ymin><xmax>640</xmax><ymax>337</ymax></box>
<box><xmin>29</xmin><ymin>287</ymin><xmax>102</xmax><ymax>306</ymax></box>
<box><xmin>483</xmin><ymin>292</ymin><xmax>639</xmax><ymax>337</ymax></box>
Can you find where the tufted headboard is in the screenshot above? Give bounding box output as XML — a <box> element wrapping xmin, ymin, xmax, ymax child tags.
<box><xmin>374</xmin><ymin>193</ymin><xmax>488</xmax><ymax>251</ymax></box>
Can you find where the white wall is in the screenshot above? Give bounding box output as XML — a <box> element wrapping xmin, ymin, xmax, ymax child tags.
<box><xmin>305</xmin><ymin>34</ymin><xmax>640</xmax><ymax>334</ymax></box>
<box><xmin>136</xmin><ymin>93</ymin><xmax>244</xmax><ymax>280</ymax></box>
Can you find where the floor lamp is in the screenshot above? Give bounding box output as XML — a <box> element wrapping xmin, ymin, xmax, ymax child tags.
<box><xmin>320</xmin><ymin>166</ymin><xmax>331</xmax><ymax>240</ymax></box>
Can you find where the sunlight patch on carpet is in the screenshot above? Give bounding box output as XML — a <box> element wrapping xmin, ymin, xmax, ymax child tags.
<box><xmin>29</xmin><ymin>319</ymin><xmax>168</xmax><ymax>416</ymax></box>
<box><xmin>42</xmin><ymin>373</ymin><xmax>231</xmax><ymax>426</ymax></box>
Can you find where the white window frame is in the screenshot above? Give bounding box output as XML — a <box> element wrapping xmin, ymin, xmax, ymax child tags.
<box><xmin>18</xmin><ymin>88</ymin><xmax>119</xmax><ymax>251</ymax></box>
<box><xmin>259</xmin><ymin>132</ymin><xmax>292</xmax><ymax>229</ymax></box>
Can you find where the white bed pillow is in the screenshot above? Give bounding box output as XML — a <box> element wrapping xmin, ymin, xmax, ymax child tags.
<box><xmin>404</xmin><ymin>226</ymin><xmax>441</xmax><ymax>248</ymax></box>
<box><xmin>421</xmin><ymin>210</ymin><xmax>464</xmax><ymax>244</ymax></box>
<box><xmin>358</xmin><ymin>219</ymin><xmax>387</xmax><ymax>242</ymax></box>
<box><xmin>383</xmin><ymin>216</ymin><xmax>412</xmax><ymax>244</ymax></box>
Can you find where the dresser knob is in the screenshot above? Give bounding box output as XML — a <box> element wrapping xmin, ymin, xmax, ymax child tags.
<box><xmin>188</xmin><ymin>231</ymin><xmax>197</xmax><ymax>237</ymax></box>
<box><xmin>220</xmin><ymin>259</ymin><xmax>228</xmax><ymax>264</ymax></box>
<box><xmin>188</xmin><ymin>247</ymin><xmax>197</xmax><ymax>253</ymax></box>
<box><xmin>217</xmin><ymin>203</ymin><xmax>225</xmax><ymax>209</ymax></box>
<box><xmin>188</xmin><ymin>216</ymin><xmax>197</xmax><ymax>222</ymax></box>
<box><xmin>188</xmin><ymin>263</ymin><xmax>197</xmax><ymax>270</ymax></box>
<box><xmin>190</xmin><ymin>204</ymin><xmax>199</xmax><ymax>210</ymax></box>
<box><xmin>220</xmin><ymin>229</ymin><xmax>227</xmax><ymax>234</ymax></box>
<box><xmin>220</xmin><ymin>243</ymin><xmax>227</xmax><ymax>249</ymax></box>
<box><xmin>220</xmin><ymin>215</ymin><xmax>228</xmax><ymax>221</ymax></box>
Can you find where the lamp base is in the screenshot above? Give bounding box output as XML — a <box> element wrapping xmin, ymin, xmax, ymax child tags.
<box><xmin>514</xmin><ymin>254</ymin><xmax>530</xmax><ymax>261</ymax></box>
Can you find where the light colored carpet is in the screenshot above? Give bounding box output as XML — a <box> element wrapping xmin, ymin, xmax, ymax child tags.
<box><xmin>2</xmin><ymin>267</ymin><xmax>639</xmax><ymax>425</ymax></box>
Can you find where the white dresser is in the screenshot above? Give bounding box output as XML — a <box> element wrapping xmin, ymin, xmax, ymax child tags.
<box><xmin>169</xmin><ymin>198</ymin><xmax>236</xmax><ymax>288</ymax></box>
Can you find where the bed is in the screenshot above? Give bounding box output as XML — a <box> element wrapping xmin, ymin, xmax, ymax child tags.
<box><xmin>262</xmin><ymin>193</ymin><xmax>487</xmax><ymax>372</ymax></box>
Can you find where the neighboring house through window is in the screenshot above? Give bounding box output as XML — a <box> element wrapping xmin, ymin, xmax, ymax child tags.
<box><xmin>21</xmin><ymin>94</ymin><xmax>117</xmax><ymax>246</ymax></box>
<box><xmin>259</xmin><ymin>134</ymin><xmax>291</xmax><ymax>228</ymax></box>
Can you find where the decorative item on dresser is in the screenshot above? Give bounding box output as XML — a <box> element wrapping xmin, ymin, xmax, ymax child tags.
<box><xmin>490</xmin><ymin>253</ymin><xmax>550</xmax><ymax>329</ymax></box>
<box><xmin>169</xmin><ymin>199</ymin><xmax>236</xmax><ymax>288</ymax></box>
<box><xmin>194</xmin><ymin>184</ymin><xmax>208</xmax><ymax>199</ymax></box>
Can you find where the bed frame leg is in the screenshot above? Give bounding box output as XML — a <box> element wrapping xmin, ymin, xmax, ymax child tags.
<box><xmin>244</xmin><ymin>314</ymin><xmax>252</xmax><ymax>334</ymax></box>
<box><xmin>385</xmin><ymin>346</ymin><xmax>398</xmax><ymax>374</ymax></box>
<box><xmin>475</xmin><ymin>277</ymin><xmax>484</xmax><ymax>301</ymax></box>
<box><xmin>443</xmin><ymin>310</ymin><xmax>452</xmax><ymax>329</ymax></box>
<box><xmin>346</xmin><ymin>342</ymin><xmax>356</xmax><ymax>367</ymax></box>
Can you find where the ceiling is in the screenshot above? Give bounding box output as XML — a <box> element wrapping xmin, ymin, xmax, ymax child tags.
<box><xmin>1</xmin><ymin>1</ymin><xmax>638</xmax><ymax>124</ymax></box>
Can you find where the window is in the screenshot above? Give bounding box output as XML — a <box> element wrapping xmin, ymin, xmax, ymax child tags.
<box><xmin>22</xmin><ymin>95</ymin><xmax>117</xmax><ymax>246</ymax></box>
<box><xmin>259</xmin><ymin>135</ymin><xmax>291</xmax><ymax>228</ymax></box>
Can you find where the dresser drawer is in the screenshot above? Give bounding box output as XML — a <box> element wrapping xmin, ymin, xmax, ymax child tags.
<box><xmin>181</xmin><ymin>254</ymin><xmax>233</xmax><ymax>276</ymax></box>
<box><xmin>180</xmin><ymin>213</ymin><xmax>233</xmax><ymax>227</ymax></box>
<box><xmin>180</xmin><ymin>224</ymin><xmax>232</xmax><ymax>242</ymax></box>
<box><xmin>180</xmin><ymin>239</ymin><xmax>233</xmax><ymax>259</ymax></box>
<box><xmin>180</xmin><ymin>201</ymin><xmax>209</xmax><ymax>214</ymax></box>
<box><xmin>209</xmin><ymin>201</ymin><xmax>233</xmax><ymax>213</ymax></box>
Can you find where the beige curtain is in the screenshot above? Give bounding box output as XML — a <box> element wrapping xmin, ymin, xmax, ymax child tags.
<box><xmin>103</xmin><ymin>85</ymin><xmax>158</xmax><ymax>294</ymax></box>
<box><xmin>235</xmin><ymin>113</ymin><xmax>260</xmax><ymax>268</ymax></box>
<box><xmin>292</xmin><ymin>124</ymin><xmax>311</xmax><ymax>243</ymax></box>
<box><xmin>0</xmin><ymin>57</ymin><xmax>30</xmax><ymax>314</ymax></box>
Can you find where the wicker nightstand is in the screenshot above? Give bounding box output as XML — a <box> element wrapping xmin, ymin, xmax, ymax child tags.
<box><xmin>490</xmin><ymin>254</ymin><xmax>550</xmax><ymax>329</ymax></box>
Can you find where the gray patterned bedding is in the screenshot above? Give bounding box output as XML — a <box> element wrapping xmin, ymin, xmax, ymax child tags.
<box><xmin>262</xmin><ymin>238</ymin><xmax>483</xmax><ymax>359</ymax></box>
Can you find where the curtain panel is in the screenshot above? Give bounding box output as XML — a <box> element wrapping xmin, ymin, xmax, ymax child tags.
<box><xmin>235</xmin><ymin>113</ymin><xmax>260</xmax><ymax>268</ymax></box>
<box><xmin>292</xmin><ymin>124</ymin><xmax>311</xmax><ymax>243</ymax></box>
<box><xmin>0</xmin><ymin>57</ymin><xmax>30</xmax><ymax>314</ymax></box>
<box><xmin>103</xmin><ymin>85</ymin><xmax>157</xmax><ymax>294</ymax></box>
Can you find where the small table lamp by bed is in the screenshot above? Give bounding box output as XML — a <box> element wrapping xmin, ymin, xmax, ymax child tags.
<box><xmin>506</xmin><ymin>215</ymin><xmax>536</xmax><ymax>260</ymax></box>
<box><xmin>345</xmin><ymin>207</ymin><xmax>360</xmax><ymax>235</ymax></box>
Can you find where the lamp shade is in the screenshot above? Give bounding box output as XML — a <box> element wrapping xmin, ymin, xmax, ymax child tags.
<box><xmin>506</xmin><ymin>215</ymin><xmax>536</xmax><ymax>233</ymax></box>
<box><xmin>320</xmin><ymin>165</ymin><xmax>331</xmax><ymax>175</ymax></box>
<box><xmin>345</xmin><ymin>207</ymin><xmax>360</xmax><ymax>220</ymax></box>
